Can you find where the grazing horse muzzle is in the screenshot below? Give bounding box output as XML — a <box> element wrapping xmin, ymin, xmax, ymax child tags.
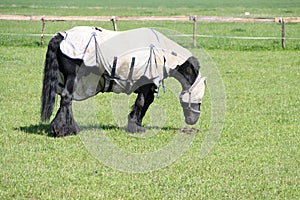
<box><xmin>181</xmin><ymin>102</ymin><xmax>201</xmax><ymax>125</ymax></box>
<box><xmin>180</xmin><ymin>76</ymin><xmax>206</xmax><ymax>125</ymax></box>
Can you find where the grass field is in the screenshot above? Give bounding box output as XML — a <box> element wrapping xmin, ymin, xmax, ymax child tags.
<box><xmin>1</xmin><ymin>0</ymin><xmax>300</xmax><ymax>17</ymax></box>
<box><xmin>0</xmin><ymin>1</ymin><xmax>300</xmax><ymax>199</ymax></box>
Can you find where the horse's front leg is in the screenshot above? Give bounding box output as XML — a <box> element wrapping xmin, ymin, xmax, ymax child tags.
<box><xmin>51</xmin><ymin>76</ymin><xmax>79</xmax><ymax>137</ymax></box>
<box><xmin>127</xmin><ymin>85</ymin><xmax>154</xmax><ymax>133</ymax></box>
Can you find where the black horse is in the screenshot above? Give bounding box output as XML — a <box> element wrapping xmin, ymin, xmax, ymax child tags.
<box><xmin>41</xmin><ymin>27</ymin><xmax>206</xmax><ymax>137</ymax></box>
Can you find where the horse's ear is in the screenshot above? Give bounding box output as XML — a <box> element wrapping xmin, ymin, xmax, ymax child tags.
<box><xmin>188</xmin><ymin>56</ymin><xmax>200</xmax><ymax>73</ymax></box>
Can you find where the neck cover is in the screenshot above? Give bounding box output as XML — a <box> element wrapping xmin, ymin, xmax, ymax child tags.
<box><xmin>180</xmin><ymin>75</ymin><xmax>206</xmax><ymax>109</ymax></box>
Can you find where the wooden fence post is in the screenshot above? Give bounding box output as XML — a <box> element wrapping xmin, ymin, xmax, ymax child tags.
<box><xmin>41</xmin><ymin>17</ymin><xmax>46</xmax><ymax>46</ymax></box>
<box><xmin>281</xmin><ymin>18</ymin><xmax>285</xmax><ymax>49</ymax></box>
<box><xmin>193</xmin><ymin>16</ymin><xmax>197</xmax><ymax>48</ymax></box>
<box><xmin>189</xmin><ymin>16</ymin><xmax>197</xmax><ymax>48</ymax></box>
<box><xmin>111</xmin><ymin>16</ymin><xmax>117</xmax><ymax>31</ymax></box>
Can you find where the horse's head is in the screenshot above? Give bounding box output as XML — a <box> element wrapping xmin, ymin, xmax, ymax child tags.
<box><xmin>180</xmin><ymin>75</ymin><xmax>206</xmax><ymax>124</ymax></box>
<box><xmin>173</xmin><ymin>57</ymin><xmax>206</xmax><ymax>125</ymax></box>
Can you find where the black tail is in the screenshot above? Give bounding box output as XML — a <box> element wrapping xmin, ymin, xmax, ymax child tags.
<box><xmin>41</xmin><ymin>34</ymin><xmax>64</xmax><ymax>122</ymax></box>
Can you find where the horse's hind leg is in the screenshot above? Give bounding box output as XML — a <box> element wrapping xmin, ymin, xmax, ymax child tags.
<box><xmin>51</xmin><ymin>75</ymin><xmax>80</xmax><ymax>137</ymax></box>
<box><xmin>50</xmin><ymin>52</ymin><xmax>81</xmax><ymax>137</ymax></box>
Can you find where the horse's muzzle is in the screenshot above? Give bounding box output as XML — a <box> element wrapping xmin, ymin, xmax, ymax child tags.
<box><xmin>181</xmin><ymin>102</ymin><xmax>201</xmax><ymax>125</ymax></box>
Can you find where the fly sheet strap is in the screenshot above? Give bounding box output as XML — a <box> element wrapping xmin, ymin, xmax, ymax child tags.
<box><xmin>107</xmin><ymin>57</ymin><xmax>118</xmax><ymax>92</ymax></box>
<box><xmin>125</xmin><ymin>57</ymin><xmax>136</xmax><ymax>91</ymax></box>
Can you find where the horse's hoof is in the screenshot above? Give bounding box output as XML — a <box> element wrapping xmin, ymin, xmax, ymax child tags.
<box><xmin>127</xmin><ymin>123</ymin><xmax>145</xmax><ymax>133</ymax></box>
<box><xmin>51</xmin><ymin>122</ymin><xmax>80</xmax><ymax>137</ymax></box>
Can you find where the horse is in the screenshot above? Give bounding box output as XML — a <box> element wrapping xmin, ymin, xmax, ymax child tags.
<box><xmin>41</xmin><ymin>26</ymin><xmax>206</xmax><ymax>137</ymax></box>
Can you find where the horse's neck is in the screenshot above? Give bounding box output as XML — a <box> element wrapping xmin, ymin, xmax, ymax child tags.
<box><xmin>169</xmin><ymin>69</ymin><xmax>191</xmax><ymax>91</ymax></box>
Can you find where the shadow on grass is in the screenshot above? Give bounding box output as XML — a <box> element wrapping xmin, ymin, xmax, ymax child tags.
<box><xmin>18</xmin><ymin>124</ymin><xmax>53</xmax><ymax>137</ymax></box>
<box><xmin>80</xmin><ymin>124</ymin><xmax>180</xmax><ymax>132</ymax></box>
<box><xmin>17</xmin><ymin>123</ymin><xmax>181</xmax><ymax>137</ymax></box>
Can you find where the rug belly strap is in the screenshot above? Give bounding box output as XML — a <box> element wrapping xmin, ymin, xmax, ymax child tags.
<box><xmin>107</xmin><ymin>56</ymin><xmax>118</xmax><ymax>92</ymax></box>
<box><xmin>125</xmin><ymin>57</ymin><xmax>136</xmax><ymax>92</ymax></box>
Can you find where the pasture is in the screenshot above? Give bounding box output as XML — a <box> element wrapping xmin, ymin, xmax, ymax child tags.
<box><xmin>0</xmin><ymin>0</ymin><xmax>300</xmax><ymax>199</ymax></box>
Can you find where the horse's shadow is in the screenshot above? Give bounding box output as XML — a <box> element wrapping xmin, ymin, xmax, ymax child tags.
<box><xmin>18</xmin><ymin>124</ymin><xmax>53</xmax><ymax>137</ymax></box>
<box><xmin>18</xmin><ymin>123</ymin><xmax>180</xmax><ymax>137</ymax></box>
<box><xmin>17</xmin><ymin>123</ymin><xmax>119</xmax><ymax>137</ymax></box>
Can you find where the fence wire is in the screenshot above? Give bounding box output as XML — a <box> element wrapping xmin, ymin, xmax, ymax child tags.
<box><xmin>1</xmin><ymin>32</ymin><xmax>300</xmax><ymax>41</ymax></box>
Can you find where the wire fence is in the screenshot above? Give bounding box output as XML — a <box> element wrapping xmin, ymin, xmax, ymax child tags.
<box><xmin>171</xmin><ymin>34</ymin><xmax>300</xmax><ymax>40</ymax></box>
<box><xmin>1</xmin><ymin>15</ymin><xmax>299</xmax><ymax>48</ymax></box>
<box><xmin>2</xmin><ymin>32</ymin><xmax>300</xmax><ymax>40</ymax></box>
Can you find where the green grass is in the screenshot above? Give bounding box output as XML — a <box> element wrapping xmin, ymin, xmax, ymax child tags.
<box><xmin>2</xmin><ymin>0</ymin><xmax>300</xmax><ymax>8</ymax></box>
<box><xmin>0</xmin><ymin>0</ymin><xmax>300</xmax><ymax>17</ymax></box>
<box><xmin>0</xmin><ymin>1</ymin><xmax>300</xmax><ymax>199</ymax></box>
